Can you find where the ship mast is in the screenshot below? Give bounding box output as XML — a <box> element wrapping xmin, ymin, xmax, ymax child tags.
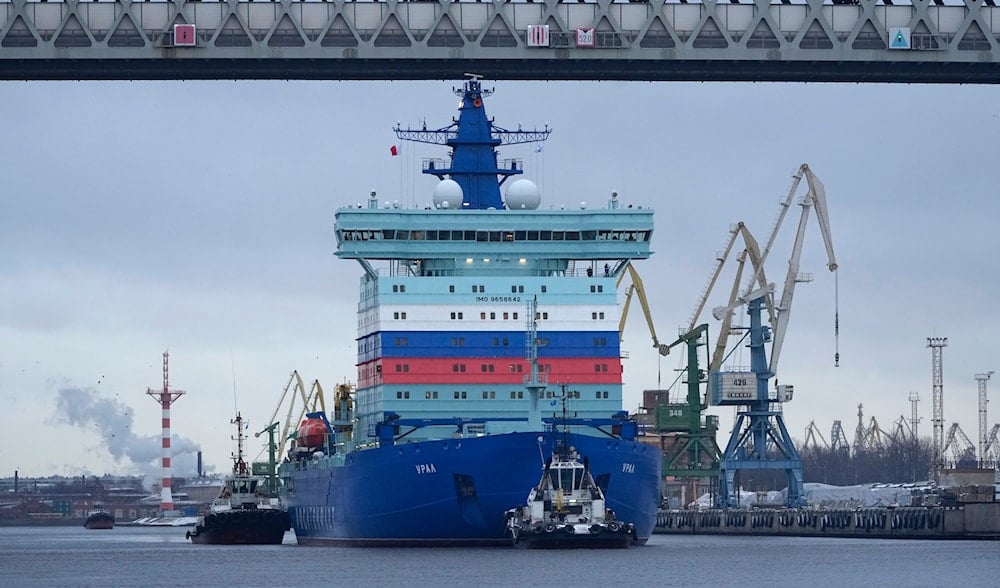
<box><xmin>524</xmin><ymin>296</ymin><xmax>546</xmax><ymax>431</ymax></box>
<box><xmin>394</xmin><ymin>75</ymin><xmax>550</xmax><ymax>210</ymax></box>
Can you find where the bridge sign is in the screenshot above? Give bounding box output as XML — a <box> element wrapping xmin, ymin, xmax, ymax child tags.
<box><xmin>889</xmin><ymin>27</ymin><xmax>911</xmax><ymax>50</ymax></box>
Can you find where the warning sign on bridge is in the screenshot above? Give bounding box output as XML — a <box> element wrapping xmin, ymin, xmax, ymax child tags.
<box><xmin>888</xmin><ymin>27</ymin><xmax>910</xmax><ymax>50</ymax></box>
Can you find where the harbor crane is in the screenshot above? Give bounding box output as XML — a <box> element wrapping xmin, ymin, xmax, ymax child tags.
<box><xmin>617</xmin><ymin>264</ymin><xmax>721</xmax><ymax>493</ymax></box>
<box><xmin>942</xmin><ymin>423</ymin><xmax>977</xmax><ymax>467</ymax></box>
<box><xmin>691</xmin><ymin>164</ymin><xmax>837</xmax><ymax>508</ymax></box>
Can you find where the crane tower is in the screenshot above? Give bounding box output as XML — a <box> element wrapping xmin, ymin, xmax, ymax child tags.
<box><xmin>908</xmin><ymin>391</ymin><xmax>921</xmax><ymax>440</ymax></box>
<box><xmin>975</xmin><ymin>372</ymin><xmax>993</xmax><ymax>464</ymax></box>
<box><xmin>927</xmin><ymin>337</ymin><xmax>947</xmax><ymax>477</ymax></box>
<box><xmin>146</xmin><ymin>351</ymin><xmax>186</xmax><ymax>514</ymax></box>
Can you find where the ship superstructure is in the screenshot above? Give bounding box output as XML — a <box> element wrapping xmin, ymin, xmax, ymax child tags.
<box><xmin>337</xmin><ymin>79</ymin><xmax>653</xmax><ymax>443</ymax></box>
<box><xmin>280</xmin><ymin>78</ymin><xmax>661</xmax><ymax>546</ymax></box>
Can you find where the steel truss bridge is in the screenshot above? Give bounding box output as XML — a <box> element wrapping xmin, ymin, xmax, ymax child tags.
<box><xmin>2</xmin><ymin>0</ymin><xmax>1000</xmax><ymax>82</ymax></box>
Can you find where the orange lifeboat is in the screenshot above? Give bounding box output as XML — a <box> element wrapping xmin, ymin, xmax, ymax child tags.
<box><xmin>297</xmin><ymin>418</ymin><xmax>328</xmax><ymax>448</ymax></box>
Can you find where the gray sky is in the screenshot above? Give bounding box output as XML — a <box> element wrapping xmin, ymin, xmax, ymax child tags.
<box><xmin>1</xmin><ymin>80</ymin><xmax>997</xmax><ymax>480</ymax></box>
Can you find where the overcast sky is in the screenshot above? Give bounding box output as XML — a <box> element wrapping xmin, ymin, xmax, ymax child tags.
<box><xmin>1</xmin><ymin>80</ymin><xmax>997</xmax><ymax>481</ymax></box>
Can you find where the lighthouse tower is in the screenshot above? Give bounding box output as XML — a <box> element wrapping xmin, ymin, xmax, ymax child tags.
<box><xmin>146</xmin><ymin>351</ymin><xmax>185</xmax><ymax>514</ymax></box>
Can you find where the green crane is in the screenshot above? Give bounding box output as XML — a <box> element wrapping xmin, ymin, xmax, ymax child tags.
<box><xmin>656</xmin><ymin>324</ymin><xmax>721</xmax><ymax>483</ymax></box>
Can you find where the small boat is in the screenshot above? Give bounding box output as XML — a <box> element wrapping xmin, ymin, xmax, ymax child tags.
<box><xmin>504</xmin><ymin>444</ymin><xmax>637</xmax><ymax>549</ymax></box>
<box><xmin>83</xmin><ymin>506</ymin><xmax>114</xmax><ymax>530</ymax></box>
<box><xmin>186</xmin><ymin>414</ymin><xmax>290</xmax><ymax>545</ymax></box>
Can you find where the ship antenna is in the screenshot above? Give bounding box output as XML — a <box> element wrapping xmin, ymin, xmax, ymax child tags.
<box><xmin>230</xmin><ymin>352</ymin><xmax>239</xmax><ymax>414</ymax></box>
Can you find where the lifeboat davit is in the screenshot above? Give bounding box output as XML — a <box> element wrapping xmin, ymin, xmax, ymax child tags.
<box><xmin>297</xmin><ymin>418</ymin><xmax>328</xmax><ymax>448</ymax></box>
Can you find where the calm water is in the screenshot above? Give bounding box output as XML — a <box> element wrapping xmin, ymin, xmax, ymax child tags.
<box><xmin>2</xmin><ymin>526</ymin><xmax>995</xmax><ymax>587</ymax></box>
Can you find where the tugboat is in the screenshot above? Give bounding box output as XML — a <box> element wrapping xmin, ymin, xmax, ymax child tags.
<box><xmin>504</xmin><ymin>389</ymin><xmax>637</xmax><ymax>548</ymax></box>
<box><xmin>83</xmin><ymin>505</ymin><xmax>114</xmax><ymax>530</ymax></box>
<box><xmin>186</xmin><ymin>414</ymin><xmax>290</xmax><ymax>545</ymax></box>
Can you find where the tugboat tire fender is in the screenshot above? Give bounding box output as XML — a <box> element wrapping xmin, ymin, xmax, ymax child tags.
<box><xmin>608</xmin><ymin>522</ymin><xmax>621</xmax><ymax>533</ymax></box>
<box><xmin>544</xmin><ymin>523</ymin><xmax>556</xmax><ymax>533</ymax></box>
<box><xmin>562</xmin><ymin>525</ymin><xmax>574</xmax><ymax>535</ymax></box>
<box><xmin>589</xmin><ymin>524</ymin><xmax>603</xmax><ymax>535</ymax></box>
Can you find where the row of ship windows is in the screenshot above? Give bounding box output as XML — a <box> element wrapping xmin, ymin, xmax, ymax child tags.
<box><xmin>384</xmin><ymin>363</ymin><xmax>612</xmax><ymax>373</ymax></box>
<box><xmin>382</xmin><ymin>336</ymin><xmax>608</xmax><ymax>348</ymax></box>
<box><xmin>344</xmin><ymin>229</ymin><xmax>649</xmax><ymax>243</ymax></box>
<box><xmin>393</xmin><ymin>390</ymin><xmax>609</xmax><ymax>400</ymax></box>
<box><xmin>389</xmin><ymin>311</ymin><xmax>606</xmax><ymax>320</ymax></box>
<box><xmin>389</xmin><ymin>284</ymin><xmax>605</xmax><ymax>294</ymax></box>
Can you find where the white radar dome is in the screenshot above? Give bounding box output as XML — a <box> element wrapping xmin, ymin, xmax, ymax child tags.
<box><xmin>433</xmin><ymin>179</ymin><xmax>464</xmax><ymax>209</ymax></box>
<box><xmin>505</xmin><ymin>179</ymin><xmax>541</xmax><ymax>210</ymax></box>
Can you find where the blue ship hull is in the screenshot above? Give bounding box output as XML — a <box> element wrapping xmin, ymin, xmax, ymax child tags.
<box><xmin>282</xmin><ymin>431</ymin><xmax>661</xmax><ymax>546</ymax></box>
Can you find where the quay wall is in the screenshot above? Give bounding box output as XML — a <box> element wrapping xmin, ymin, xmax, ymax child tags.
<box><xmin>654</xmin><ymin>504</ymin><xmax>1000</xmax><ymax>539</ymax></box>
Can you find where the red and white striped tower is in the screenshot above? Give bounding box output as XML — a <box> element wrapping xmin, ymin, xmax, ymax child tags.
<box><xmin>146</xmin><ymin>351</ymin><xmax>185</xmax><ymax>513</ymax></box>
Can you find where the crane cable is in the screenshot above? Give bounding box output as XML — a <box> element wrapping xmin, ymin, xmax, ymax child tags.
<box><xmin>834</xmin><ymin>270</ymin><xmax>840</xmax><ymax>367</ymax></box>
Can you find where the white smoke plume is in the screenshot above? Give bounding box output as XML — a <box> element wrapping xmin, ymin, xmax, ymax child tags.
<box><xmin>52</xmin><ymin>384</ymin><xmax>204</xmax><ymax>483</ymax></box>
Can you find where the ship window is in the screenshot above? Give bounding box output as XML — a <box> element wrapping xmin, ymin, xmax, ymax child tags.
<box><xmin>541</xmin><ymin>285</ymin><xmax>547</xmax><ymax>293</ymax></box>
<box><xmin>513</xmin><ymin>312</ymin><xmax>518</xmax><ymax>320</ymax></box>
<box><xmin>449</xmin><ymin>285</ymin><xmax>455</xmax><ymax>292</ymax></box>
<box><xmin>595</xmin><ymin>364</ymin><xmax>601</xmax><ymax>372</ymax></box>
<box><xmin>426</xmin><ymin>391</ymin><xmax>433</xmax><ymax>399</ymax></box>
<box><xmin>551</xmin><ymin>231</ymin><xmax>564</xmax><ymax>241</ymax></box>
<box><xmin>472</xmin><ymin>285</ymin><xmax>478</xmax><ymax>293</ymax></box>
<box><xmin>490</xmin><ymin>312</ymin><xmax>496</xmax><ymax>320</ymax></box>
<box><xmin>565</xmin><ymin>231</ymin><xmax>580</xmax><ymax>240</ymax></box>
<box><xmin>477</xmin><ymin>231</ymin><xmax>488</xmax><ymax>242</ymax></box>
<box><xmin>511</xmin><ymin>286</ymin><xmax>517</xmax><ymax>293</ymax></box>
<box><xmin>487</xmin><ymin>232</ymin><xmax>499</xmax><ymax>242</ymax></box>
<box><xmin>453</xmin><ymin>364</ymin><xmax>460</xmax><ymax>372</ymax></box>
<box><xmin>582</xmin><ymin>230</ymin><xmax>596</xmax><ymax>240</ymax></box>
<box><xmin>405</xmin><ymin>391</ymin><xmax>410</xmax><ymax>399</ymax></box>
<box><xmin>400</xmin><ymin>285</ymin><xmax>406</xmax><ymax>292</ymax></box>
<box><xmin>596</xmin><ymin>391</ymin><xmax>602</xmax><ymax>399</ymax></box>
<box><xmin>599</xmin><ymin>312</ymin><xmax>604</xmax><ymax>319</ymax></box>
<box><xmin>479</xmin><ymin>285</ymin><xmax>485</xmax><ymax>293</ymax></box>
<box><xmin>592</xmin><ymin>312</ymin><xmax>597</xmax><ymax>320</ymax></box>
<box><xmin>458</xmin><ymin>312</ymin><xmax>464</xmax><ymax>319</ymax></box>
<box><xmin>402</xmin><ymin>312</ymin><xmax>407</xmax><ymax>319</ymax></box>
<box><xmin>527</xmin><ymin>230</ymin><xmax>539</xmax><ymax>240</ymax></box>
<box><xmin>503</xmin><ymin>312</ymin><xmax>509</xmax><ymax>320</ymax></box>
<box><xmin>481</xmin><ymin>364</ymin><xmax>488</xmax><ymax>372</ymax></box>
<box><xmin>425</xmin><ymin>230</ymin><xmax>437</xmax><ymax>240</ymax></box>
<box><xmin>460</xmin><ymin>364</ymin><xmax>466</xmax><ymax>372</ymax></box>
<box><xmin>518</xmin><ymin>286</ymin><xmax>524</xmax><ymax>293</ymax></box>
<box><xmin>515</xmin><ymin>231</ymin><xmax>526</xmax><ymax>240</ymax></box>
<box><xmin>504</xmin><ymin>232</ymin><xmax>514</xmax><ymax>242</ymax></box>
<box><xmin>481</xmin><ymin>312</ymin><xmax>487</xmax><ymax>320</ymax></box>
<box><xmin>590</xmin><ymin>286</ymin><xmax>596</xmax><ymax>293</ymax></box>
<box><xmin>542</xmin><ymin>312</ymin><xmax>548</xmax><ymax>319</ymax></box>
<box><xmin>598</xmin><ymin>286</ymin><xmax>603</xmax><ymax>293</ymax></box>
<box><xmin>394</xmin><ymin>312</ymin><xmax>399</xmax><ymax>319</ymax></box>
<box><xmin>397</xmin><ymin>230</ymin><xmax>409</xmax><ymax>240</ymax></box>
<box><xmin>539</xmin><ymin>231</ymin><xmax>552</xmax><ymax>241</ymax></box>
<box><xmin>393</xmin><ymin>285</ymin><xmax>399</xmax><ymax>292</ymax></box>
<box><xmin>450</xmin><ymin>312</ymin><xmax>457</xmax><ymax>319</ymax></box>
<box><xmin>396</xmin><ymin>391</ymin><xmax>402</xmax><ymax>399</ymax></box>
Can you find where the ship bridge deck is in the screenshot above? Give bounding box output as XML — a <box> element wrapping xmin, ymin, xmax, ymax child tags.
<box><xmin>334</xmin><ymin>206</ymin><xmax>655</xmax><ymax>263</ymax></box>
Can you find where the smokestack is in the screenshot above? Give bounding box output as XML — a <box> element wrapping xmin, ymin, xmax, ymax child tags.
<box><xmin>197</xmin><ymin>451</ymin><xmax>203</xmax><ymax>478</ymax></box>
<box><xmin>14</xmin><ymin>470</ymin><xmax>18</xmax><ymax>494</ymax></box>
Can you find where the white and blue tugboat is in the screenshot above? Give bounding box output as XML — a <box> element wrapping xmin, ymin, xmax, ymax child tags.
<box><xmin>505</xmin><ymin>391</ymin><xmax>637</xmax><ymax>549</ymax></box>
